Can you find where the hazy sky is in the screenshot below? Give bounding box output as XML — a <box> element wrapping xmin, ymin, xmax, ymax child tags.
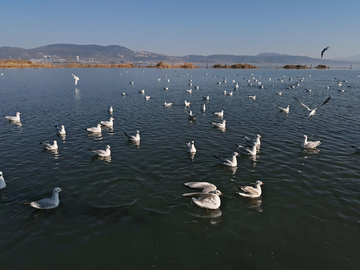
<box><xmin>1</xmin><ymin>0</ymin><xmax>359</xmax><ymax>59</ymax></box>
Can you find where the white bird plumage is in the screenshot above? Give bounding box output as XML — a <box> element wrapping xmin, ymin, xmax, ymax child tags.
<box><xmin>124</xmin><ymin>130</ymin><xmax>140</xmax><ymax>141</ymax></box>
<box><xmin>243</xmin><ymin>134</ymin><xmax>261</xmax><ymax>148</ymax></box>
<box><xmin>39</xmin><ymin>140</ymin><xmax>58</xmax><ymax>151</ymax></box>
<box><xmin>279</xmin><ymin>105</ymin><xmax>290</xmax><ymax>114</ymax></box>
<box><xmin>3</xmin><ymin>112</ymin><xmax>21</xmax><ymax>122</ymax></box>
<box><xmin>210</xmin><ymin>120</ymin><xmax>226</xmax><ymax>129</ymax></box>
<box><xmin>55</xmin><ymin>125</ymin><xmax>66</xmax><ymax>135</ymax></box>
<box><xmin>214</xmin><ymin>110</ymin><xmax>224</xmax><ymax>117</ymax></box>
<box><xmin>100</xmin><ymin>117</ymin><xmax>114</xmax><ymax>127</ymax></box>
<box><xmin>294</xmin><ymin>96</ymin><xmax>331</xmax><ymax>120</ymax></box>
<box><xmin>235</xmin><ymin>144</ymin><xmax>257</xmax><ymax>156</ymax></box>
<box><xmin>186</xmin><ymin>141</ymin><xmax>196</xmax><ymax>153</ymax></box>
<box><xmin>214</xmin><ymin>152</ymin><xmax>239</xmax><ymax>167</ymax></box>
<box><xmin>86</xmin><ymin>124</ymin><xmax>102</xmax><ymax>133</ymax></box>
<box><xmin>71</xmin><ymin>73</ymin><xmax>79</xmax><ymax>85</ymax></box>
<box><xmin>237</xmin><ymin>180</ymin><xmax>264</xmax><ymax>198</ymax></box>
<box><xmin>182</xmin><ymin>182</ymin><xmax>222</xmax><ymax>210</ymax></box>
<box><xmin>29</xmin><ymin>187</ymin><xmax>62</xmax><ymax>209</ymax></box>
<box><xmin>188</xmin><ymin>111</ymin><xmax>196</xmax><ymax>120</ymax></box>
<box><xmin>184</xmin><ymin>100</ymin><xmax>191</xmax><ymax>107</ymax></box>
<box><xmin>164</xmin><ymin>102</ymin><xmax>172</xmax><ymax>107</ymax></box>
<box><xmin>301</xmin><ymin>135</ymin><xmax>323</xmax><ymax>149</ymax></box>
<box><xmin>0</xmin><ymin>171</ymin><xmax>6</xmax><ymax>189</ymax></box>
<box><xmin>88</xmin><ymin>145</ymin><xmax>111</xmax><ymax>157</ymax></box>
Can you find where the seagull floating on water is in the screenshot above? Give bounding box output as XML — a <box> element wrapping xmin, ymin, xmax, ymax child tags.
<box><xmin>301</xmin><ymin>135</ymin><xmax>323</xmax><ymax>149</ymax></box>
<box><xmin>182</xmin><ymin>182</ymin><xmax>222</xmax><ymax>210</ymax></box>
<box><xmin>100</xmin><ymin>117</ymin><xmax>114</xmax><ymax>127</ymax></box>
<box><xmin>210</xmin><ymin>120</ymin><xmax>226</xmax><ymax>129</ymax></box>
<box><xmin>214</xmin><ymin>110</ymin><xmax>224</xmax><ymax>117</ymax></box>
<box><xmin>294</xmin><ymin>96</ymin><xmax>331</xmax><ymax>120</ymax></box>
<box><xmin>55</xmin><ymin>125</ymin><xmax>66</xmax><ymax>135</ymax></box>
<box><xmin>0</xmin><ymin>171</ymin><xmax>6</xmax><ymax>189</ymax></box>
<box><xmin>201</xmin><ymin>104</ymin><xmax>206</xmax><ymax>112</ymax></box>
<box><xmin>108</xmin><ymin>106</ymin><xmax>113</xmax><ymax>113</ymax></box>
<box><xmin>184</xmin><ymin>100</ymin><xmax>191</xmax><ymax>107</ymax></box>
<box><xmin>188</xmin><ymin>111</ymin><xmax>196</xmax><ymax>120</ymax></box>
<box><xmin>214</xmin><ymin>152</ymin><xmax>239</xmax><ymax>167</ymax></box>
<box><xmin>279</xmin><ymin>105</ymin><xmax>290</xmax><ymax>114</ymax></box>
<box><xmin>88</xmin><ymin>145</ymin><xmax>111</xmax><ymax>157</ymax></box>
<box><xmin>39</xmin><ymin>140</ymin><xmax>58</xmax><ymax>151</ymax></box>
<box><xmin>236</xmin><ymin>180</ymin><xmax>264</xmax><ymax>198</ymax></box>
<box><xmin>86</xmin><ymin>124</ymin><xmax>102</xmax><ymax>133</ymax></box>
<box><xmin>3</xmin><ymin>112</ymin><xmax>21</xmax><ymax>122</ymax></box>
<box><xmin>71</xmin><ymin>73</ymin><xmax>79</xmax><ymax>85</ymax></box>
<box><xmin>124</xmin><ymin>130</ymin><xmax>140</xmax><ymax>141</ymax></box>
<box><xmin>203</xmin><ymin>96</ymin><xmax>210</xmax><ymax>100</ymax></box>
<box><xmin>28</xmin><ymin>187</ymin><xmax>62</xmax><ymax>210</ymax></box>
<box><xmin>248</xmin><ymin>95</ymin><xmax>256</xmax><ymax>100</ymax></box>
<box><xmin>164</xmin><ymin>102</ymin><xmax>172</xmax><ymax>107</ymax></box>
<box><xmin>145</xmin><ymin>95</ymin><xmax>151</xmax><ymax>100</ymax></box>
<box><xmin>186</xmin><ymin>141</ymin><xmax>196</xmax><ymax>153</ymax></box>
<box><xmin>243</xmin><ymin>134</ymin><xmax>261</xmax><ymax>148</ymax></box>
<box><xmin>235</xmin><ymin>144</ymin><xmax>257</xmax><ymax>156</ymax></box>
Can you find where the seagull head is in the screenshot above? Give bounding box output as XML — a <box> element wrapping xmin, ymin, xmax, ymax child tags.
<box><xmin>53</xmin><ymin>187</ymin><xmax>62</xmax><ymax>193</ymax></box>
<box><xmin>255</xmin><ymin>180</ymin><xmax>264</xmax><ymax>186</ymax></box>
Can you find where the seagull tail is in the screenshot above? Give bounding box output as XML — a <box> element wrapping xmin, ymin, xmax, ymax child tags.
<box><xmin>351</xmin><ymin>145</ymin><xmax>358</xmax><ymax>149</ymax></box>
<box><xmin>237</xmin><ymin>192</ymin><xmax>251</xmax><ymax>197</ymax></box>
<box><xmin>123</xmin><ymin>132</ymin><xmax>130</xmax><ymax>138</ymax></box>
<box><xmin>213</xmin><ymin>155</ymin><xmax>219</xmax><ymax>159</ymax></box>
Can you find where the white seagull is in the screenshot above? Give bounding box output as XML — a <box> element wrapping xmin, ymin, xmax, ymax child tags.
<box><xmin>55</xmin><ymin>125</ymin><xmax>66</xmax><ymax>135</ymax></box>
<box><xmin>294</xmin><ymin>96</ymin><xmax>331</xmax><ymax>120</ymax></box>
<box><xmin>124</xmin><ymin>130</ymin><xmax>140</xmax><ymax>141</ymax></box>
<box><xmin>235</xmin><ymin>144</ymin><xmax>257</xmax><ymax>156</ymax></box>
<box><xmin>210</xmin><ymin>120</ymin><xmax>226</xmax><ymax>129</ymax></box>
<box><xmin>203</xmin><ymin>96</ymin><xmax>210</xmax><ymax>100</ymax></box>
<box><xmin>164</xmin><ymin>102</ymin><xmax>173</xmax><ymax>107</ymax></box>
<box><xmin>0</xmin><ymin>171</ymin><xmax>6</xmax><ymax>189</ymax></box>
<box><xmin>214</xmin><ymin>110</ymin><xmax>224</xmax><ymax>117</ymax></box>
<box><xmin>39</xmin><ymin>140</ymin><xmax>58</xmax><ymax>151</ymax></box>
<box><xmin>248</xmin><ymin>95</ymin><xmax>256</xmax><ymax>100</ymax></box>
<box><xmin>279</xmin><ymin>105</ymin><xmax>290</xmax><ymax>114</ymax></box>
<box><xmin>86</xmin><ymin>124</ymin><xmax>102</xmax><ymax>133</ymax></box>
<box><xmin>29</xmin><ymin>187</ymin><xmax>62</xmax><ymax>210</ymax></box>
<box><xmin>145</xmin><ymin>95</ymin><xmax>151</xmax><ymax>100</ymax></box>
<box><xmin>184</xmin><ymin>100</ymin><xmax>191</xmax><ymax>107</ymax></box>
<box><xmin>214</xmin><ymin>152</ymin><xmax>239</xmax><ymax>167</ymax></box>
<box><xmin>186</xmin><ymin>141</ymin><xmax>196</xmax><ymax>153</ymax></box>
<box><xmin>201</xmin><ymin>104</ymin><xmax>206</xmax><ymax>112</ymax></box>
<box><xmin>108</xmin><ymin>106</ymin><xmax>113</xmax><ymax>113</ymax></box>
<box><xmin>100</xmin><ymin>117</ymin><xmax>114</xmax><ymax>127</ymax></box>
<box><xmin>243</xmin><ymin>134</ymin><xmax>261</xmax><ymax>148</ymax></box>
<box><xmin>71</xmin><ymin>73</ymin><xmax>79</xmax><ymax>85</ymax></box>
<box><xmin>188</xmin><ymin>111</ymin><xmax>196</xmax><ymax>120</ymax></box>
<box><xmin>3</xmin><ymin>112</ymin><xmax>21</xmax><ymax>122</ymax></box>
<box><xmin>301</xmin><ymin>135</ymin><xmax>323</xmax><ymax>149</ymax></box>
<box><xmin>88</xmin><ymin>145</ymin><xmax>111</xmax><ymax>157</ymax></box>
<box><xmin>236</xmin><ymin>180</ymin><xmax>264</xmax><ymax>198</ymax></box>
<box><xmin>182</xmin><ymin>182</ymin><xmax>222</xmax><ymax>210</ymax></box>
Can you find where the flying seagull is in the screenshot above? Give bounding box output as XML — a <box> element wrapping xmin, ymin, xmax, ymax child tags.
<box><xmin>294</xmin><ymin>96</ymin><xmax>331</xmax><ymax>120</ymax></box>
<box><xmin>321</xmin><ymin>46</ymin><xmax>330</xmax><ymax>58</ymax></box>
<box><xmin>71</xmin><ymin>73</ymin><xmax>79</xmax><ymax>85</ymax></box>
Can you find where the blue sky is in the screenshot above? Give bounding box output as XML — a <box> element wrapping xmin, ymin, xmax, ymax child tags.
<box><xmin>1</xmin><ymin>0</ymin><xmax>359</xmax><ymax>58</ymax></box>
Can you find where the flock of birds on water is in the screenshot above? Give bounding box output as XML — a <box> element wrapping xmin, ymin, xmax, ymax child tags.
<box><xmin>1</xmin><ymin>66</ymin><xmax>359</xmax><ymax>212</ymax></box>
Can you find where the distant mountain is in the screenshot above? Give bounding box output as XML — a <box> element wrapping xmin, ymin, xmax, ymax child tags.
<box><xmin>333</xmin><ymin>54</ymin><xmax>360</xmax><ymax>62</ymax></box>
<box><xmin>0</xmin><ymin>44</ymin><xmax>358</xmax><ymax>66</ymax></box>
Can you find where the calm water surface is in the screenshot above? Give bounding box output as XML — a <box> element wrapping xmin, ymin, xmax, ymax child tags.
<box><xmin>0</xmin><ymin>68</ymin><xmax>359</xmax><ymax>269</ymax></box>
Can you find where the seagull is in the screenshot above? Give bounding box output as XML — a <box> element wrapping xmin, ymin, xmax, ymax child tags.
<box><xmin>235</xmin><ymin>144</ymin><xmax>257</xmax><ymax>156</ymax></box>
<box><xmin>188</xmin><ymin>111</ymin><xmax>196</xmax><ymax>120</ymax></box>
<box><xmin>164</xmin><ymin>102</ymin><xmax>172</xmax><ymax>107</ymax></box>
<box><xmin>294</xmin><ymin>96</ymin><xmax>331</xmax><ymax>120</ymax></box>
<box><xmin>350</xmin><ymin>145</ymin><xmax>360</xmax><ymax>153</ymax></box>
<box><xmin>186</xmin><ymin>89</ymin><xmax>192</xmax><ymax>93</ymax></box>
<box><xmin>55</xmin><ymin>125</ymin><xmax>66</xmax><ymax>135</ymax></box>
<box><xmin>214</xmin><ymin>152</ymin><xmax>239</xmax><ymax>167</ymax></box>
<box><xmin>214</xmin><ymin>110</ymin><xmax>224</xmax><ymax>117</ymax></box>
<box><xmin>203</xmin><ymin>96</ymin><xmax>210</xmax><ymax>100</ymax></box>
<box><xmin>248</xmin><ymin>95</ymin><xmax>256</xmax><ymax>100</ymax></box>
<box><xmin>3</xmin><ymin>112</ymin><xmax>21</xmax><ymax>122</ymax></box>
<box><xmin>186</xmin><ymin>141</ymin><xmax>196</xmax><ymax>153</ymax></box>
<box><xmin>145</xmin><ymin>95</ymin><xmax>151</xmax><ymax>100</ymax></box>
<box><xmin>236</xmin><ymin>180</ymin><xmax>264</xmax><ymax>198</ymax></box>
<box><xmin>29</xmin><ymin>187</ymin><xmax>62</xmax><ymax>210</ymax></box>
<box><xmin>122</xmin><ymin>93</ymin><xmax>127</xmax><ymax>96</ymax></box>
<box><xmin>88</xmin><ymin>145</ymin><xmax>111</xmax><ymax>157</ymax></box>
<box><xmin>124</xmin><ymin>130</ymin><xmax>140</xmax><ymax>141</ymax></box>
<box><xmin>0</xmin><ymin>171</ymin><xmax>6</xmax><ymax>189</ymax></box>
<box><xmin>321</xmin><ymin>46</ymin><xmax>330</xmax><ymax>58</ymax></box>
<box><xmin>86</xmin><ymin>124</ymin><xmax>102</xmax><ymax>133</ymax></box>
<box><xmin>71</xmin><ymin>73</ymin><xmax>79</xmax><ymax>85</ymax></box>
<box><xmin>279</xmin><ymin>105</ymin><xmax>290</xmax><ymax>114</ymax></box>
<box><xmin>184</xmin><ymin>100</ymin><xmax>191</xmax><ymax>107</ymax></box>
<box><xmin>301</xmin><ymin>135</ymin><xmax>323</xmax><ymax>149</ymax></box>
<box><xmin>275</xmin><ymin>91</ymin><xmax>282</xmax><ymax>96</ymax></box>
<box><xmin>182</xmin><ymin>182</ymin><xmax>222</xmax><ymax>210</ymax></box>
<box><xmin>243</xmin><ymin>134</ymin><xmax>261</xmax><ymax>148</ymax></box>
<box><xmin>201</xmin><ymin>104</ymin><xmax>206</xmax><ymax>112</ymax></box>
<box><xmin>108</xmin><ymin>106</ymin><xmax>113</xmax><ymax>113</ymax></box>
<box><xmin>39</xmin><ymin>140</ymin><xmax>58</xmax><ymax>151</ymax></box>
<box><xmin>210</xmin><ymin>120</ymin><xmax>226</xmax><ymax>129</ymax></box>
<box><xmin>100</xmin><ymin>117</ymin><xmax>114</xmax><ymax>127</ymax></box>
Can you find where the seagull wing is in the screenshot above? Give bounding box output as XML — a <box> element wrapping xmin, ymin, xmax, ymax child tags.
<box><xmin>314</xmin><ymin>97</ymin><xmax>331</xmax><ymax>111</ymax></box>
<box><xmin>184</xmin><ymin>182</ymin><xmax>216</xmax><ymax>191</ymax></box>
<box><xmin>294</xmin><ymin>97</ymin><xmax>312</xmax><ymax>111</ymax></box>
<box><xmin>240</xmin><ymin>185</ymin><xmax>260</xmax><ymax>196</ymax></box>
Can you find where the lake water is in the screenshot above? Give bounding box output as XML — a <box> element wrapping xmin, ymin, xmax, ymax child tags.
<box><xmin>0</xmin><ymin>67</ymin><xmax>359</xmax><ymax>270</ymax></box>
